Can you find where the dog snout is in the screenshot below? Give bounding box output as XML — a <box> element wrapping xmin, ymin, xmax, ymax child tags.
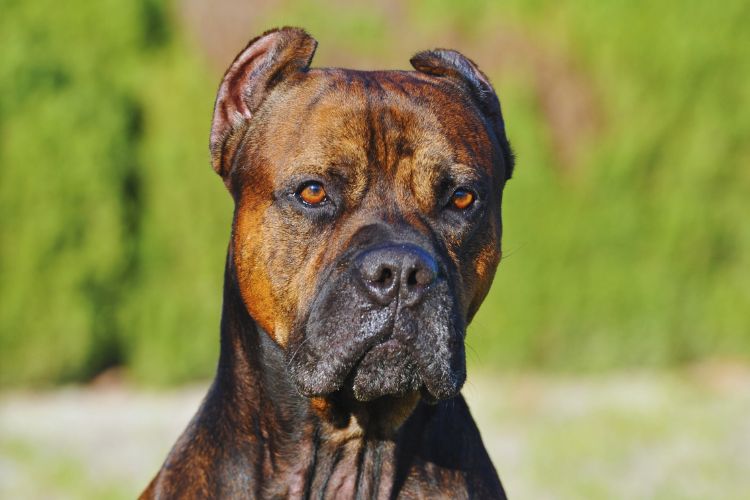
<box><xmin>355</xmin><ymin>244</ymin><xmax>438</xmax><ymax>306</ymax></box>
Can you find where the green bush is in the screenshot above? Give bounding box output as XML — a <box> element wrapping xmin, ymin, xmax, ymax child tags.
<box><xmin>0</xmin><ymin>0</ymin><xmax>747</xmax><ymax>386</ymax></box>
<box><xmin>469</xmin><ymin>0</ymin><xmax>750</xmax><ymax>370</ymax></box>
<box><xmin>0</xmin><ymin>0</ymin><xmax>227</xmax><ymax>385</ymax></box>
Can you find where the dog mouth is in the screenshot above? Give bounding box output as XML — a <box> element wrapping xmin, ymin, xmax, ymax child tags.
<box><xmin>288</xmin><ymin>293</ymin><xmax>466</xmax><ymax>404</ymax></box>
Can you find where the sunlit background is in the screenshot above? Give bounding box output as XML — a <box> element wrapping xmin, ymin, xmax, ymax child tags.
<box><xmin>1</xmin><ymin>0</ymin><xmax>748</xmax><ymax>498</ymax></box>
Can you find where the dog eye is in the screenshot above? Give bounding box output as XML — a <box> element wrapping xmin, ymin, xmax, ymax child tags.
<box><xmin>450</xmin><ymin>188</ymin><xmax>475</xmax><ymax>210</ymax></box>
<box><xmin>297</xmin><ymin>182</ymin><xmax>328</xmax><ymax>206</ymax></box>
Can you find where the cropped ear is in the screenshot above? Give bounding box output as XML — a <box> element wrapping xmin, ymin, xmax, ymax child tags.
<box><xmin>411</xmin><ymin>50</ymin><xmax>515</xmax><ymax>180</ymax></box>
<box><xmin>210</xmin><ymin>27</ymin><xmax>317</xmax><ymax>187</ymax></box>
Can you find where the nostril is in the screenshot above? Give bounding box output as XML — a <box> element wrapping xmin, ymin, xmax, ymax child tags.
<box><xmin>405</xmin><ymin>264</ymin><xmax>435</xmax><ymax>289</ymax></box>
<box><xmin>406</xmin><ymin>269</ymin><xmax>418</xmax><ymax>287</ymax></box>
<box><xmin>376</xmin><ymin>267</ymin><xmax>393</xmax><ymax>286</ymax></box>
<box><xmin>360</xmin><ymin>263</ymin><xmax>398</xmax><ymax>306</ymax></box>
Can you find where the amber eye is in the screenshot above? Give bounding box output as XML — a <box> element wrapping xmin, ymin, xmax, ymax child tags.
<box><xmin>451</xmin><ymin>189</ymin><xmax>475</xmax><ymax>210</ymax></box>
<box><xmin>298</xmin><ymin>182</ymin><xmax>327</xmax><ymax>206</ymax></box>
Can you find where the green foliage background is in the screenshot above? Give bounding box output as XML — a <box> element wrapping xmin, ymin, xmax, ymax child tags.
<box><xmin>0</xmin><ymin>0</ymin><xmax>748</xmax><ymax>386</ymax></box>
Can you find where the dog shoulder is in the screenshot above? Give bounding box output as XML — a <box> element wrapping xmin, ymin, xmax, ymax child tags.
<box><xmin>140</xmin><ymin>392</ymin><xmax>261</xmax><ymax>499</ymax></box>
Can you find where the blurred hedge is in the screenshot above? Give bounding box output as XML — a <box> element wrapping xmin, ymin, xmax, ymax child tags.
<box><xmin>0</xmin><ymin>0</ymin><xmax>228</xmax><ymax>386</ymax></box>
<box><xmin>0</xmin><ymin>0</ymin><xmax>748</xmax><ymax>386</ymax></box>
<box><xmin>469</xmin><ymin>0</ymin><xmax>750</xmax><ymax>369</ymax></box>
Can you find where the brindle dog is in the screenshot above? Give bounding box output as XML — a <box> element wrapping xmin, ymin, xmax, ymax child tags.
<box><xmin>142</xmin><ymin>27</ymin><xmax>514</xmax><ymax>499</ymax></box>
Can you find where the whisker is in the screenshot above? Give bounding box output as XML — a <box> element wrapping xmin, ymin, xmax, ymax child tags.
<box><xmin>286</xmin><ymin>336</ymin><xmax>313</xmax><ymax>368</ymax></box>
<box><xmin>500</xmin><ymin>243</ymin><xmax>525</xmax><ymax>262</ymax></box>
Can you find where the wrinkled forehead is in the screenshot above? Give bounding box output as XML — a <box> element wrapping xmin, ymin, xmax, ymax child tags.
<box><xmin>257</xmin><ymin>69</ymin><xmax>499</xmax><ymax>182</ymax></box>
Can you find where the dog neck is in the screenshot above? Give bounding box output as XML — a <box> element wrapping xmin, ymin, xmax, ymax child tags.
<box><xmin>208</xmin><ymin>255</ymin><xmax>423</xmax><ymax>497</ymax></box>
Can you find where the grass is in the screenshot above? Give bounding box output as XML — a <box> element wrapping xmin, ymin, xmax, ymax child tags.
<box><xmin>465</xmin><ymin>366</ymin><xmax>750</xmax><ymax>499</ymax></box>
<box><xmin>2</xmin><ymin>367</ymin><xmax>749</xmax><ymax>499</ymax></box>
<box><xmin>0</xmin><ymin>439</ymin><xmax>130</xmax><ymax>500</ymax></box>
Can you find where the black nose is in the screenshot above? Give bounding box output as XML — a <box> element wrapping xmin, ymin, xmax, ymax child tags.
<box><xmin>355</xmin><ymin>244</ymin><xmax>438</xmax><ymax>306</ymax></box>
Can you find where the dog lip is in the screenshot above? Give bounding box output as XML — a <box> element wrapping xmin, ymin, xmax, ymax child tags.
<box><xmin>292</xmin><ymin>318</ymin><xmax>396</xmax><ymax>397</ymax></box>
<box><xmin>355</xmin><ymin>336</ymin><xmax>402</xmax><ymax>362</ymax></box>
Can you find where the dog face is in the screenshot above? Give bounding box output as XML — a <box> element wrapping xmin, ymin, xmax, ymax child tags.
<box><xmin>211</xmin><ymin>29</ymin><xmax>513</xmax><ymax>406</ymax></box>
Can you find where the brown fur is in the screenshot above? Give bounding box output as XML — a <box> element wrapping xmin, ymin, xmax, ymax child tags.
<box><xmin>142</xmin><ymin>27</ymin><xmax>512</xmax><ymax>499</ymax></box>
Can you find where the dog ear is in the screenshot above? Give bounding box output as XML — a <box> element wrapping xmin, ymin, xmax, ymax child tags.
<box><xmin>410</xmin><ymin>50</ymin><xmax>515</xmax><ymax>180</ymax></box>
<box><xmin>210</xmin><ymin>27</ymin><xmax>317</xmax><ymax>186</ymax></box>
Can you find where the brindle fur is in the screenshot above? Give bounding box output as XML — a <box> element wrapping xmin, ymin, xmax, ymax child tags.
<box><xmin>142</xmin><ymin>27</ymin><xmax>513</xmax><ymax>499</ymax></box>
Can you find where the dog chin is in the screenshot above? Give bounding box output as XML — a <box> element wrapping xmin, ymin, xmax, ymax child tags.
<box><xmin>350</xmin><ymin>338</ymin><xmax>422</xmax><ymax>402</ymax></box>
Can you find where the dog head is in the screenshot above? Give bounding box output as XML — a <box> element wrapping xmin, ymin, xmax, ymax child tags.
<box><xmin>211</xmin><ymin>28</ymin><xmax>513</xmax><ymax>409</ymax></box>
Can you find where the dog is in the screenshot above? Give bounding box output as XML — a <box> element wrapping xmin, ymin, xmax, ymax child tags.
<box><xmin>141</xmin><ymin>27</ymin><xmax>514</xmax><ymax>499</ymax></box>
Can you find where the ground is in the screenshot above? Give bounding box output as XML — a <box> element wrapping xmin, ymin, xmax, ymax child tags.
<box><xmin>2</xmin><ymin>365</ymin><xmax>749</xmax><ymax>499</ymax></box>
